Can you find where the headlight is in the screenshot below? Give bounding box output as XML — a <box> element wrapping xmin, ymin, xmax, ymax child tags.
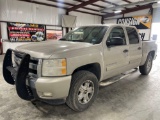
<box><xmin>42</xmin><ymin>59</ymin><xmax>67</xmax><ymax>76</ymax></box>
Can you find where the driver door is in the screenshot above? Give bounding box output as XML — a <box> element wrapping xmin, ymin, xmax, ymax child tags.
<box><xmin>103</xmin><ymin>26</ymin><xmax>129</xmax><ymax>79</ymax></box>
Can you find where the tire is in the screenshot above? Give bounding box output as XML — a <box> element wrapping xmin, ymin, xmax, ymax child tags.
<box><xmin>139</xmin><ymin>53</ymin><xmax>153</xmax><ymax>75</ymax></box>
<box><xmin>66</xmin><ymin>70</ymin><xmax>99</xmax><ymax>112</ymax></box>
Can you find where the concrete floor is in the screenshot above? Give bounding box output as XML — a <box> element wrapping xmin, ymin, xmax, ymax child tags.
<box><xmin>0</xmin><ymin>48</ymin><xmax>160</xmax><ymax>120</ymax></box>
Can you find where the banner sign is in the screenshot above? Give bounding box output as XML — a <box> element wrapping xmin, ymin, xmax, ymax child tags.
<box><xmin>7</xmin><ymin>22</ymin><xmax>46</xmax><ymax>42</ymax></box>
<box><xmin>117</xmin><ymin>15</ymin><xmax>152</xmax><ymax>41</ymax></box>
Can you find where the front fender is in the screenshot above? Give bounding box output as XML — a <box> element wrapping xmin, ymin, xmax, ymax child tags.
<box><xmin>67</xmin><ymin>50</ymin><xmax>104</xmax><ymax>81</ymax></box>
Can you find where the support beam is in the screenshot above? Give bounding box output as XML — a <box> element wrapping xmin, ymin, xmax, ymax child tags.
<box><xmin>66</xmin><ymin>11</ymin><xmax>69</xmax><ymax>33</ymax></box>
<box><xmin>67</xmin><ymin>0</ymin><xmax>100</xmax><ymax>12</ymax></box>
<box><xmin>122</xmin><ymin>0</ymin><xmax>132</xmax><ymax>3</ymax></box>
<box><xmin>75</xmin><ymin>10</ymin><xmax>102</xmax><ymax>16</ymax></box>
<box><xmin>74</xmin><ymin>0</ymin><xmax>106</xmax><ymax>9</ymax></box>
<box><xmin>101</xmin><ymin>16</ymin><xmax>104</xmax><ymax>24</ymax></box>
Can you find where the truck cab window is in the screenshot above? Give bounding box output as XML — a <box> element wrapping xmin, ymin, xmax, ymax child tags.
<box><xmin>126</xmin><ymin>27</ymin><xmax>139</xmax><ymax>44</ymax></box>
<box><xmin>107</xmin><ymin>27</ymin><xmax>126</xmax><ymax>46</ymax></box>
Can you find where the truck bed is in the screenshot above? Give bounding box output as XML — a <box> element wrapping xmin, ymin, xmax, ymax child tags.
<box><xmin>140</xmin><ymin>40</ymin><xmax>157</xmax><ymax>66</ymax></box>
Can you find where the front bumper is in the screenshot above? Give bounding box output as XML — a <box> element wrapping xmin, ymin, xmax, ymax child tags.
<box><xmin>3</xmin><ymin>49</ymin><xmax>71</xmax><ymax>104</ymax></box>
<box><xmin>28</xmin><ymin>76</ymin><xmax>71</xmax><ymax>100</ymax></box>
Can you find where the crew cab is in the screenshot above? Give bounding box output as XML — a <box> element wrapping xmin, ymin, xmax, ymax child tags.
<box><xmin>3</xmin><ymin>24</ymin><xmax>157</xmax><ymax>112</ymax></box>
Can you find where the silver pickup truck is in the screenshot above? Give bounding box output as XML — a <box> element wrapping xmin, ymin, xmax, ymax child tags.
<box><xmin>3</xmin><ymin>24</ymin><xmax>157</xmax><ymax>111</ymax></box>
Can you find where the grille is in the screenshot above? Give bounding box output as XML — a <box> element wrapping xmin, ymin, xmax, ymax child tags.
<box><xmin>14</xmin><ymin>52</ymin><xmax>39</xmax><ymax>78</ymax></box>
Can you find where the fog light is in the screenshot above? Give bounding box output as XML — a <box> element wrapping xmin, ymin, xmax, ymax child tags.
<box><xmin>42</xmin><ymin>92</ymin><xmax>53</xmax><ymax>97</ymax></box>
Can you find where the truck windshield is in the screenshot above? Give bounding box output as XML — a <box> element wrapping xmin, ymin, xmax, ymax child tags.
<box><xmin>59</xmin><ymin>26</ymin><xmax>108</xmax><ymax>44</ymax></box>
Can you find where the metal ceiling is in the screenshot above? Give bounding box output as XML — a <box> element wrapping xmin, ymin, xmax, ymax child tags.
<box><xmin>18</xmin><ymin>0</ymin><xmax>158</xmax><ymax>18</ymax></box>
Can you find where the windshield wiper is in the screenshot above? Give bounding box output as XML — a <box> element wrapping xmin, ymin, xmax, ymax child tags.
<box><xmin>59</xmin><ymin>38</ymin><xmax>67</xmax><ymax>41</ymax></box>
<box><xmin>70</xmin><ymin>40</ymin><xmax>84</xmax><ymax>42</ymax></box>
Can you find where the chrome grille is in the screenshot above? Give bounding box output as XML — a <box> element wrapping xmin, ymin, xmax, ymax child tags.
<box><xmin>14</xmin><ymin>53</ymin><xmax>39</xmax><ymax>78</ymax></box>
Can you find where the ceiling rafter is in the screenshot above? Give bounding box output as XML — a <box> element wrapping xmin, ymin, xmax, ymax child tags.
<box><xmin>18</xmin><ymin>0</ymin><xmax>103</xmax><ymax>16</ymax></box>
<box><xmin>75</xmin><ymin>10</ymin><xmax>102</xmax><ymax>16</ymax></box>
<box><xmin>18</xmin><ymin>0</ymin><xmax>156</xmax><ymax>18</ymax></box>
<box><xmin>73</xmin><ymin>0</ymin><xmax>106</xmax><ymax>9</ymax></box>
<box><xmin>122</xmin><ymin>0</ymin><xmax>132</xmax><ymax>3</ymax></box>
<box><xmin>101</xmin><ymin>0</ymin><xmax>128</xmax><ymax>10</ymax></box>
<box><xmin>88</xmin><ymin>3</ymin><xmax>106</xmax><ymax>9</ymax></box>
<box><xmin>67</xmin><ymin>0</ymin><xmax>100</xmax><ymax>12</ymax></box>
<box><xmin>103</xmin><ymin>4</ymin><xmax>152</xmax><ymax>18</ymax></box>
<box><xmin>47</xmin><ymin>0</ymin><xmax>74</xmax><ymax>6</ymax></box>
<box><xmin>122</xmin><ymin>0</ymin><xmax>141</xmax><ymax>8</ymax></box>
<box><xmin>101</xmin><ymin>0</ymin><xmax>118</xmax><ymax>6</ymax></box>
<box><xmin>47</xmin><ymin>0</ymin><xmax>108</xmax><ymax>13</ymax></box>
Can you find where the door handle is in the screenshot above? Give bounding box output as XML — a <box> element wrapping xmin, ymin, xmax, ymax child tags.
<box><xmin>123</xmin><ymin>49</ymin><xmax>129</xmax><ymax>53</ymax></box>
<box><xmin>138</xmin><ymin>47</ymin><xmax>142</xmax><ymax>50</ymax></box>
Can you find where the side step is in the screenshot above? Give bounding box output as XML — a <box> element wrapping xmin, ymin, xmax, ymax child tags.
<box><xmin>99</xmin><ymin>68</ymin><xmax>138</xmax><ymax>87</ymax></box>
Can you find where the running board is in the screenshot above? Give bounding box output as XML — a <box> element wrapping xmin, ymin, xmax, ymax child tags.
<box><xmin>99</xmin><ymin>68</ymin><xmax>138</xmax><ymax>87</ymax></box>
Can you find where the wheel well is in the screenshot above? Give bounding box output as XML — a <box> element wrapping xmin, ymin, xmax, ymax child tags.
<box><xmin>150</xmin><ymin>51</ymin><xmax>155</xmax><ymax>58</ymax></box>
<box><xmin>73</xmin><ymin>63</ymin><xmax>101</xmax><ymax>81</ymax></box>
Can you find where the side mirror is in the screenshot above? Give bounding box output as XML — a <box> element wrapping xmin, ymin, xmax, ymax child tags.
<box><xmin>106</xmin><ymin>37</ymin><xmax>124</xmax><ymax>47</ymax></box>
<box><xmin>106</xmin><ymin>40</ymin><xmax>111</xmax><ymax>47</ymax></box>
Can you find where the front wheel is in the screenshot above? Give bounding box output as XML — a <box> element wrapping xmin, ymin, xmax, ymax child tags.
<box><xmin>66</xmin><ymin>71</ymin><xmax>99</xmax><ymax>112</ymax></box>
<box><xmin>139</xmin><ymin>53</ymin><xmax>153</xmax><ymax>75</ymax></box>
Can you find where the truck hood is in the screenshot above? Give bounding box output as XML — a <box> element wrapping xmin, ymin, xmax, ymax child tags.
<box><xmin>16</xmin><ymin>41</ymin><xmax>93</xmax><ymax>58</ymax></box>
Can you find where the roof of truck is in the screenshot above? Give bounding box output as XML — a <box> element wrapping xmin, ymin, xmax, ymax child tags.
<box><xmin>80</xmin><ymin>24</ymin><xmax>136</xmax><ymax>28</ymax></box>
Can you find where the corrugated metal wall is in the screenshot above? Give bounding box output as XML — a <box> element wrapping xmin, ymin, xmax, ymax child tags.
<box><xmin>0</xmin><ymin>0</ymin><xmax>102</xmax><ymax>26</ymax></box>
<box><xmin>0</xmin><ymin>0</ymin><xmax>65</xmax><ymax>25</ymax></box>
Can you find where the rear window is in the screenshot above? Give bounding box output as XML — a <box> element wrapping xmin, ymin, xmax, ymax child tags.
<box><xmin>126</xmin><ymin>27</ymin><xmax>139</xmax><ymax>44</ymax></box>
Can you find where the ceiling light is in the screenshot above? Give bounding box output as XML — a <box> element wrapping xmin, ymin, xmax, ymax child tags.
<box><xmin>114</xmin><ymin>10</ymin><xmax>122</xmax><ymax>13</ymax></box>
<box><xmin>158</xmin><ymin>1</ymin><xmax>160</xmax><ymax>3</ymax></box>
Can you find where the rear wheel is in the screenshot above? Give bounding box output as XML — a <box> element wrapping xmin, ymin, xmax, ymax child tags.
<box><xmin>139</xmin><ymin>53</ymin><xmax>153</xmax><ymax>75</ymax></box>
<box><xmin>66</xmin><ymin>71</ymin><xmax>99</xmax><ymax>112</ymax></box>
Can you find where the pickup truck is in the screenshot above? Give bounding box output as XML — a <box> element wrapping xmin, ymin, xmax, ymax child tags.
<box><xmin>3</xmin><ymin>24</ymin><xmax>157</xmax><ymax>112</ymax></box>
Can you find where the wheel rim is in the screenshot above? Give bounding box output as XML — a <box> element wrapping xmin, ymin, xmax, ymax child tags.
<box><xmin>77</xmin><ymin>80</ymin><xmax>94</xmax><ymax>104</ymax></box>
<box><xmin>147</xmin><ymin>56</ymin><xmax>152</xmax><ymax>72</ymax></box>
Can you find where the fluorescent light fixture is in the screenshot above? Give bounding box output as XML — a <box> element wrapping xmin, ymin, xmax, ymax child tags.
<box><xmin>114</xmin><ymin>10</ymin><xmax>122</xmax><ymax>13</ymax></box>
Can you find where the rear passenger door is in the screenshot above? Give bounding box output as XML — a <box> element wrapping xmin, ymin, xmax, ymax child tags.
<box><xmin>126</xmin><ymin>27</ymin><xmax>142</xmax><ymax>68</ymax></box>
